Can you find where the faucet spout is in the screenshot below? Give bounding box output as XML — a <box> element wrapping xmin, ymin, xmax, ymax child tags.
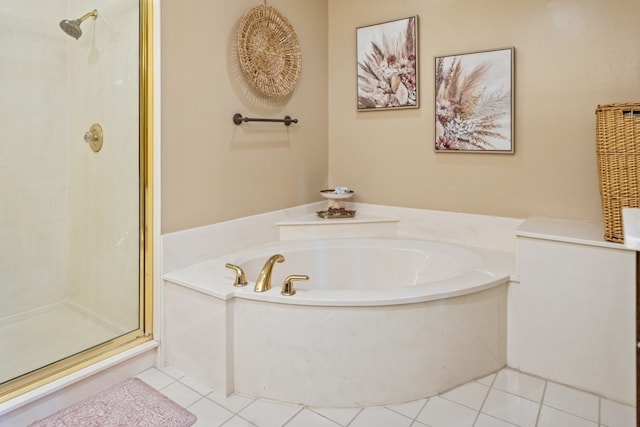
<box><xmin>254</xmin><ymin>254</ymin><xmax>285</xmax><ymax>292</ymax></box>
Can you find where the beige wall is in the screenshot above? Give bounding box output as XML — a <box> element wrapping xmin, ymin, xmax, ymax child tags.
<box><xmin>162</xmin><ymin>0</ymin><xmax>639</xmax><ymax>233</ymax></box>
<box><xmin>328</xmin><ymin>0</ymin><xmax>640</xmax><ymax>221</ymax></box>
<box><xmin>161</xmin><ymin>0</ymin><xmax>329</xmax><ymax>233</ymax></box>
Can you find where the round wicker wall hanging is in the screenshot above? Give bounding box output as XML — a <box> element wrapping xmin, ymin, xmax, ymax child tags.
<box><xmin>237</xmin><ymin>4</ymin><xmax>302</xmax><ymax>98</ymax></box>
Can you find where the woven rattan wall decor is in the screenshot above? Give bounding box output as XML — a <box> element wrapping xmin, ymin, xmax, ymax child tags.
<box><xmin>237</xmin><ymin>4</ymin><xmax>302</xmax><ymax>98</ymax></box>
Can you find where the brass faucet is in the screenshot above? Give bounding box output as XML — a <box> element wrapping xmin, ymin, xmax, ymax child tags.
<box><xmin>224</xmin><ymin>263</ymin><xmax>248</xmax><ymax>287</ymax></box>
<box><xmin>281</xmin><ymin>274</ymin><xmax>309</xmax><ymax>296</ymax></box>
<box><xmin>254</xmin><ymin>254</ymin><xmax>285</xmax><ymax>292</ymax></box>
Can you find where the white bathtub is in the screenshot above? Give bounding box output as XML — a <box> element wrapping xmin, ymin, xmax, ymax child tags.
<box><xmin>163</xmin><ymin>238</ymin><xmax>513</xmax><ymax>406</ymax></box>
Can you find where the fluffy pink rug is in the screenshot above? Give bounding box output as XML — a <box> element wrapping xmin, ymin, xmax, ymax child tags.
<box><xmin>30</xmin><ymin>377</ymin><xmax>197</xmax><ymax>427</ymax></box>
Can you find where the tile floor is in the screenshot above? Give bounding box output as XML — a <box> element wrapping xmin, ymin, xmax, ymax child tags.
<box><xmin>135</xmin><ymin>366</ymin><xmax>636</xmax><ymax>427</ymax></box>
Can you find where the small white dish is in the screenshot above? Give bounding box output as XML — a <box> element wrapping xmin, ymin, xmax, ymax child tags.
<box><xmin>320</xmin><ymin>189</ymin><xmax>355</xmax><ymax>200</ymax></box>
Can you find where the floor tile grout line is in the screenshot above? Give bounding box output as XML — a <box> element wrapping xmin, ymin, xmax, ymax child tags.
<box><xmin>216</xmin><ymin>411</ymin><xmax>235</xmax><ymax>427</ymax></box>
<box><xmin>156</xmin><ymin>378</ymin><xmax>177</xmax><ymax>391</ymax></box>
<box><xmin>405</xmin><ymin>371</ymin><xmax>500</xmax><ymax>426</ymax></box>
<box><xmin>503</xmin><ymin>368</ymin><xmax>611</xmax><ymax>410</ymax></box>
<box><xmin>439</xmin><ymin>385</ymin><xmax>489</xmax><ymax>412</ymax></box>
<box><xmin>185</xmin><ymin>394</ymin><xmax>233</xmax><ymax>426</ymax></box>
<box><xmin>598</xmin><ymin>395</ymin><xmax>602</xmax><ymax>425</ymax></box>
<box><xmin>381</xmin><ymin>406</ymin><xmax>416</xmax><ymax>424</ymax></box>
<box><xmin>186</xmin><ymin>393</ymin><xmax>239</xmax><ymax>422</ymax></box>
<box><xmin>220</xmin><ymin>413</ymin><xmax>258</xmax><ymax>426</ymax></box>
<box><xmin>281</xmin><ymin>406</ymin><xmax>305</xmax><ymax>426</ymax></box>
<box><xmin>136</xmin><ymin>369</ymin><xmax>179</xmax><ymax>391</ymax></box>
<box><xmin>533</xmin><ymin>378</ymin><xmax>547</xmax><ymax>426</ymax></box>
<box><xmin>542</xmin><ymin>381</ymin><xmax>603</xmax><ymax>424</ymax></box>
<box><xmin>408</xmin><ymin>397</ymin><xmax>429</xmax><ymax>424</ymax></box>
<box><xmin>383</xmin><ymin>398</ymin><xmax>429</xmax><ymax>421</ymax></box>
<box><xmin>176</xmin><ymin>377</ymin><xmax>211</xmax><ymax>399</ymax></box>
<box><xmin>478</xmin><ymin>413</ymin><xmax>520</xmax><ymax>426</ymax></box>
<box><xmin>345</xmin><ymin>407</ymin><xmax>364</xmax><ymax>426</ymax></box>
<box><xmin>542</xmin><ymin>402</ymin><xmax>602</xmax><ymax>424</ymax></box>
<box><xmin>218</xmin><ymin>413</ymin><xmax>235</xmax><ymax>427</ymax></box>
<box><xmin>155</xmin><ymin>366</ymin><xmax>186</xmax><ymax>381</ymax></box>
<box><xmin>241</xmin><ymin>413</ymin><xmax>259</xmax><ymax>427</ymax></box>
<box><xmin>492</xmin><ymin>383</ymin><xmax>547</xmax><ymax>405</ymax></box>
<box><xmin>473</xmin><ymin>373</ymin><xmax>497</xmax><ymax>427</ymax></box>
<box><xmin>206</xmin><ymin>393</ymin><xmax>256</xmax><ymax>415</ymax></box>
<box><xmin>306</xmin><ymin>406</ymin><xmax>352</xmax><ymax>426</ymax></box>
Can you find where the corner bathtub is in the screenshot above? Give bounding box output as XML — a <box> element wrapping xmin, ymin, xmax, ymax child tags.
<box><xmin>163</xmin><ymin>238</ymin><xmax>513</xmax><ymax>406</ymax></box>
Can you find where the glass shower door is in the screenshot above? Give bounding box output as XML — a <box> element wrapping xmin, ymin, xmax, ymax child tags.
<box><xmin>0</xmin><ymin>0</ymin><xmax>148</xmax><ymax>391</ymax></box>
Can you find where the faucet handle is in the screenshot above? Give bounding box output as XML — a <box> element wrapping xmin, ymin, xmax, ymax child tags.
<box><xmin>281</xmin><ymin>274</ymin><xmax>309</xmax><ymax>296</ymax></box>
<box><xmin>225</xmin><ymin>263</ymin><xmax>248</xmax><ymax>287</ymax></box>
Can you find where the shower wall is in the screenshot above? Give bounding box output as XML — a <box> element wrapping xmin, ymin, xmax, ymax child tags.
<box><xmin>0</xmin><ymin>0</ymin><xmax>139</xmax><ymax>332</ymax></box>
<box><xmin>0</xmin><ymin>1</ymin><xmax>70</xmax><ymax>319</ymax></box>
<box><xmin>66</xmin><ymin>0</ymin><xmax>140</xmax><ymax>331</ymax></box>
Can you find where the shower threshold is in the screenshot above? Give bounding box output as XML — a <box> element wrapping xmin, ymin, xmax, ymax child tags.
<box><xmin>0</xmin><ymin>301</ymin><xmax>127</xmax><ymax>384</ymax></box>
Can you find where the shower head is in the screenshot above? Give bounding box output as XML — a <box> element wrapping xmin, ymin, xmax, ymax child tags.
<box><xmin>59</xmin><ymin>9</ymin><xmax>98</xmax><ymax>40</ymax></box>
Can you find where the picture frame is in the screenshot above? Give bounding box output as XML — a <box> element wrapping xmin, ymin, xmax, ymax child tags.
<box><xmin>434</xmin><ymin>47</ymin><xmax>514</xmax><ymax>153</ymax></box>
<box><xmin>357</xmin><ymin>16</ymin><xmax>418</xmax><ymax>111</ymax></box>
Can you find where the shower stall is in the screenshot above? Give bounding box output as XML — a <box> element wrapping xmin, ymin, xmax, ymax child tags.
<box><xmin>0</xmin><ymin>0</ymin><xmax>153</xmax><ymax>401</ymax></box>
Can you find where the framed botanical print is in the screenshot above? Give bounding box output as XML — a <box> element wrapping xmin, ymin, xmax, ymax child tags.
<box><xmin>434</xmin><ymin>47</ymin><xmax>514</xmax><ymax>153</ymax></box>
<box><xmin>357</xmin><ymin>16</ymin><xmax>418</xmax><ymax>111</ymax></box>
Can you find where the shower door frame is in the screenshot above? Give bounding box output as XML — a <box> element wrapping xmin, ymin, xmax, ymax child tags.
<box><xmin>0</xmin><ymin>0</ymin><xmax>155</xmax><ymax>404</ymax></box>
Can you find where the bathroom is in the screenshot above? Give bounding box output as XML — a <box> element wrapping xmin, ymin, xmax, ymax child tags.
<box><xmin>1</xmin><ymin>0</ymin><xmax>639</xmax><ymax>425</ymax></box>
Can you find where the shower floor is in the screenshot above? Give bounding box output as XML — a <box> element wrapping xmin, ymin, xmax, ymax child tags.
<box><xmin>0</xmin><ymin>302</ymin><xmax>125</xmax><ymax>384</ymax></box>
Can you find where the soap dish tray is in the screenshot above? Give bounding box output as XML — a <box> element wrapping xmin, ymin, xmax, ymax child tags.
<box><xmin>316</xmin><ymin>209</ymin><xmax>356</xmax><ymax>219</ymax></box>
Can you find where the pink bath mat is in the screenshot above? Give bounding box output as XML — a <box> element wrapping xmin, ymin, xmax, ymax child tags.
<box><xmin>29</xmin><ymin>377</ymin><xmax>197</xmax><ymax>427</ymax></box>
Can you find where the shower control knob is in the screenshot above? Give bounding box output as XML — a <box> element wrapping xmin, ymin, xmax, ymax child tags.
<box><xmin>84</xmin><ymin>123</ymin><xmax>103</xmax><ymax>152</ymax></box>
<box><xmin>84</xmin><ymin>131</ymin><xmax>95</xmax><ymax>143</ymax></box>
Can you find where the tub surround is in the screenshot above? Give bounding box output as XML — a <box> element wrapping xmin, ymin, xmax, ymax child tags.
<box><xmin>162</xmin><ymin>202</ymin><xmax>523</xmax><ymax>274</ymax></box>
<box><xmin>514</xmin><ymin>217</ymin><xmax>635</xmax><ymax>405</ymax></box>
<box><xmin>355</xmin><ymin>204</ymin><xmax>522</xmax><ymax>253</ymax></box>
<box><xmin>164</xmin><ymin>250</ymin><xmax>508</xmax><ymax>406</ymax></box>
<box><xmin>163</xmin><ymin>281</ymin><xmax>508</xmax><ymax>406</ymax></box>
<box><xmin>232</xmin><ymin>285</ymin><xmax>507</xmax><ymax>406</ymax></box>
<box><xmin>162</xmin><ymin>204</ymin><xmax>636</xmax><ymax>408</ymax></box>
<box><xmin>162</xmin><ymin>203</ymin><xmax>517</xmax><ymax>405</ymax></box>
<box><xmin>162</xmin><ymin>203</ymin><xmax>324</xmax><ymax>273</ymax></box>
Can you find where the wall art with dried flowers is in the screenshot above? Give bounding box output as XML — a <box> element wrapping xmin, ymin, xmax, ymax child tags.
<box><xmin>435</xmin><ymin>47</ymin><xmax>514</xmax><ymax>153</ymax></box>
<box><xmin>357</xmin><ymin>16</ymin><xmax>418</xmax><ymax>111</ymax></box>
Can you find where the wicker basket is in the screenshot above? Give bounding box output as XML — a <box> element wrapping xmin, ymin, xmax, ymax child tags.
<box><xmin>596</xmin><ymin>102</ymin><xmax>640</xmax><ymax>243</ymax></box>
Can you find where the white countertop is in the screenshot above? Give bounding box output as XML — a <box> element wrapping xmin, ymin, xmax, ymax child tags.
<box><xmin>515</xmin><ymin>217</ymin><xmax>631</xmax><ymax>250</ymax></box>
